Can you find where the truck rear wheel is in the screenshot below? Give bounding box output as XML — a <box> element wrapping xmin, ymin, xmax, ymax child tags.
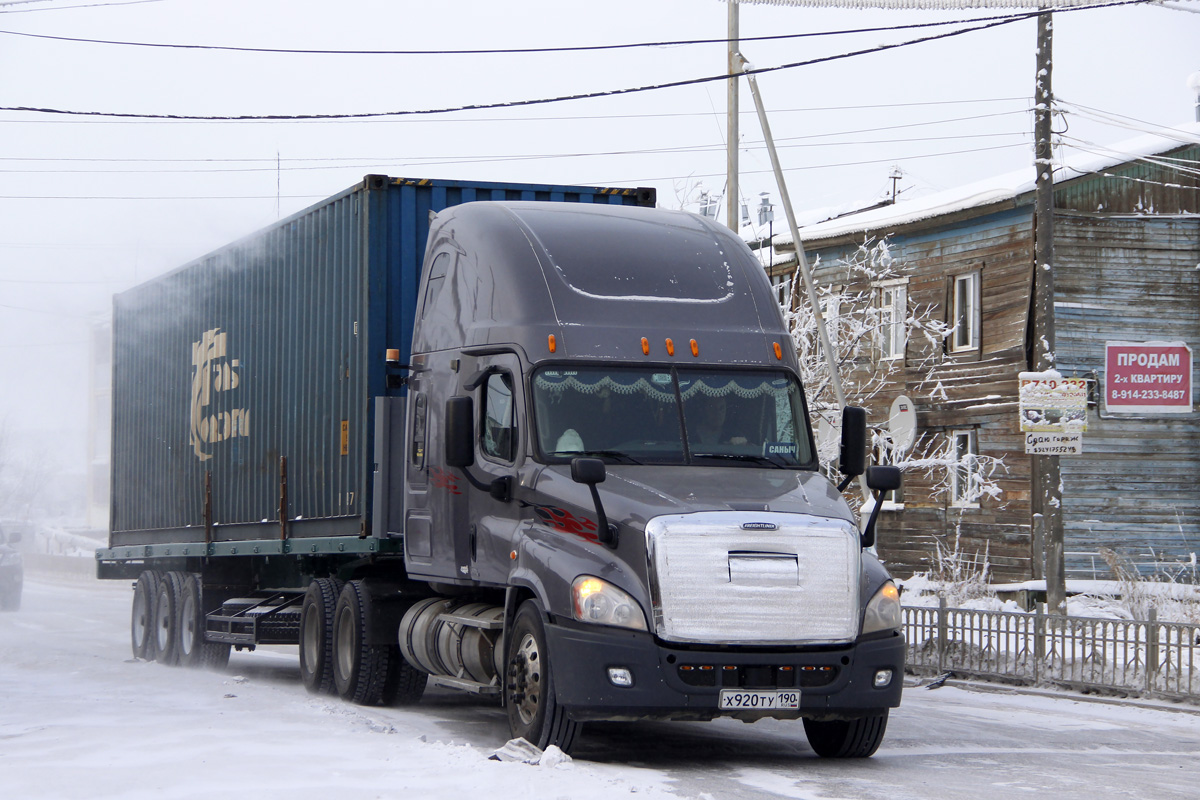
<box><xmin>504</xmin><ymin>600</ymin><xmax>580</xmax><ymax>754</ymax></box>
<box><xmin>803</xmin><ymin>711</ymin><xmax>889</xmax><ymax>758</ymax></box>
<box><xmin>332</xmin><ymin>580</ymin><xmax>420</xmax><ymax>706</ymax></box>
<box><xmin>299</xmin><ymin>577</ymin><xmax>343</xmax><ymax>694</ymax></box>
<box><xmin>176</xmin><ymin>574</ymin><xmax>230</xmax><ymax>670</ymax></box>
<box><xmin>131</xmin><ymin>571</ymin><xmax>159</xmax><ymax>660</ymax></box>
<box><xmin>152</xmin><ymin>572</ymin><xmax>184</xmax><ymax>666</ymax></box>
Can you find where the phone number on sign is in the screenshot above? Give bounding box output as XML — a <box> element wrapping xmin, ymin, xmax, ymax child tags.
<box><xmin>1109</xmin><ymin>389</ymin><xmax>1187</xmax><ymax>401</ymax></box>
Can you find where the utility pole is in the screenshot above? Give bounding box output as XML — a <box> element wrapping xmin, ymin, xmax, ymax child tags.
<box><xmin>726</xmin><ymin>1</ymin><xmax>739</xmax><ymax>232</ymax></box>
<box><xmin>1032</xmin><ymin>11</ymin><xmax>1066</xmax><ymax>616</ymax></box>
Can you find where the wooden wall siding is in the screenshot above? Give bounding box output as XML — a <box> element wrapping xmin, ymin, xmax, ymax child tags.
<box><xmin>1054</xmin><ymin>144</ymin><xmax>1200</xmax><ymax>216</ymax></box>
<box><xmin>806</xmin><ymin>211</ymin><xmax>1038</xmax><ymax>582</ymax></box>
<box><xmin>1053</xmin><ymin>215</ymin><xmax>1200</xmax><ymax>578</ymax></box>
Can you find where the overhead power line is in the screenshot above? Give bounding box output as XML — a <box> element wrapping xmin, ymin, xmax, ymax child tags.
<box><xmin>0</xmin><ymin>0</ymin><xmax>164</xmax><ymax>13</ymax></box>
<box><xmin>0</xmin><ymin>0</ymin><xmax>1150</xmax><ymax>52</ymax></box>
<box><xmin>0</xmin><ymin>96</ymin><xmax>1032</xmax><ymax>126</ymax></box>
<box><xmin>0</xmin><ymin>107</ymin><xmax>1032</xmax><ymax>165</ymax></box>
<box><xmin>0</xmin><ymin>15</ymin><xmax>1038</xmax><ymax>121</ymax></box>
<box><xmin>0</xmin><ymin>8</ymin><xmax>1090</xmax><ymax>54</ymax></box>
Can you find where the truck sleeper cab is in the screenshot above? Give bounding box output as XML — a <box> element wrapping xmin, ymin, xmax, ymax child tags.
<box><xmin>400</xmin><ymin>202</ymin><xmax>904</xmax><ymax>756</ymax></box>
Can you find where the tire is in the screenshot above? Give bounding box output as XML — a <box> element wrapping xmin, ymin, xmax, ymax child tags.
<box><xmin>333</xmin><ymin>580</ymin><xmax>425</xmax><ymax>706</ymax></box>
<box><xmin>176</xmin><ymin>574</ymin><xmax>230</xmax><ymax>670</ymax></box>
<box><xmin>803</xmin><ymin>710</ymin><xmax>889</xmax><ymax>758</ymax></box>
<box><xmin>299</xmin><ymin>577</ymin><xmax>343</xmax><ymax>694</ymax></box>
<box><xmin>504</xmin><ymin>600</ymin><xmax>580</xmax><ymax>753</ymax></box>
<box><xmin>152</xmin><ymin>571</ymin><xmax>184</xmax><ymax>666</ymax></box>
<box><xmin>131</xmin><ymin>571</ymin><xmax>160</xmax><ymax>660</ymax></box>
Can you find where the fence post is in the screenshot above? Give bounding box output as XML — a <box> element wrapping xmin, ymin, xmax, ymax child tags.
<box><xmin>937</xmin><ymin>595</ymin><xmax>948</xmax><ymax>674</ymax></box>
<box><xmin>1145</xmin><ymin>607</ymin><xmax>1158</xmax><ymax>694</ymax></box>
<box><xmin>1033</xmin><ymin>604</ymin><xmax>1045</xmax><ymax>685</ymax></box>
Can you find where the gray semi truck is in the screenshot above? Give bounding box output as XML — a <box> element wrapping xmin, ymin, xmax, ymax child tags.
<box><xmin>98</xmin><ymin>175</ymin><xmax>904</xmax><ymax>758</ymax></box>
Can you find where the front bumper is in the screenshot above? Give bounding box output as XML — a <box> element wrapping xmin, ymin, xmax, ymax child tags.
<box><xmin>545</xmin><ymin>620</ymin><xmax>905</xmax><ymax>723</ymax></box>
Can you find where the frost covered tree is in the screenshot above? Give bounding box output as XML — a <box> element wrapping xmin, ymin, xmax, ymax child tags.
<box><xmin>777</xmin><ymin>237</ymin><xmax>1007</xmax><ymax>509</ymax></box>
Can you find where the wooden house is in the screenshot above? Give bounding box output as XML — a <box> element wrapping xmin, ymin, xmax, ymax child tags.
<box><xmin>772</xmin><ymin>125</ymin><xmax>1200</xmax><ymax>583</ymax></box>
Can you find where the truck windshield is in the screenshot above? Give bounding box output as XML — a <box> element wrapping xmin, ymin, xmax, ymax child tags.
<box><xmin>531</xmin><ymin>366</ymin><xmax>814</xmax><ymax>467</ymax></box>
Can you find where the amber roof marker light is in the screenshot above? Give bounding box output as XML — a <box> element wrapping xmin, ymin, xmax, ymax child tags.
<box><xmin>665</xmin><ymin>338</ymin><xmax>676</xmax><ymax>357</ymax></box>
<box><xmin>690</xmin><ymin>339</ymin><xmax>699</xmax><ymax>357</ymax></box>
<box><xmin>773</xmin><ymin>342</ymin><xmax>783</xmax><ymax>360</ymax></box>
<box><xmin>548</xmin><ymin>334</ymin><xmax>557</xmax><ymax>354</ymax></box>
<box><xmin>641</xmin><ymin>337</ymin><xmax>650</xmax><ymax>356</ymax></box>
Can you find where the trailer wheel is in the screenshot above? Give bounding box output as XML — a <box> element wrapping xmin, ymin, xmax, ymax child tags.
<box><xmin>504</xmin><ymin>600</ymin><xmax>580</xmax><ymax>753</ymax></box>
<box><xmin>176</xmin><ymin>574</ymin><xmax>230</xmax><ymax>670</ymax></box>
<box><xmin>299</xmin><ymin>577</ymin><xmax>343</xmax><ymax>694</ymax></box>
<box><xmin>333</xmin><ymin>580</ymin><xmax>413</xmax><ymax>706</ymax></box>
<box><xmin>803</xmin><ymin>711</ymin><xmax>889</xmax><ymax>758</ymax></box>
<box><xmin>152</xmin><ymin>571</ymin><xmax>183</xmax><ymax>666</ymax></box>
<box><xmin>130</xmin><ymin>571</ymin><xmax>159</xmax><ymax>660</ymax></box>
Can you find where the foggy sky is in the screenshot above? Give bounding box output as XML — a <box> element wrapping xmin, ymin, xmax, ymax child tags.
<box><xmin>1</xmin><ymin>0</ymin><xmax>1196</xmax><ymax>498</ymax></box>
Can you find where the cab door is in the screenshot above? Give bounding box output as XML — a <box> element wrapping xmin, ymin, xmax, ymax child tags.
<box><xmin>468</xmin><ymin>352</ymin><xmax>526</xmax><ymax>585</ymax></box>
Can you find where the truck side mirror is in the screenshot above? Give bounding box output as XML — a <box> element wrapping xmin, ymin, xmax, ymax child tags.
<box><xmin>837</xmin><ymin>406</ymin><xmax>867</xmax><ymax>492</ymax></box>
<box><xmin>861</xmin><ymin>465</ymin><xmax>902</xmax><ymax>549</ymax></box>
<box><xmin>570</xmin><ymin>457</ymin><xmax>606</xmax><ymax>485</ymax></box>
<box><xmin>570</xmin><ymin>457</ymin><xmax>616</xmax><ymax>549</ymax></box>
<box><xmin>445</xmin><ymin>396</ymin><xmax>475</xmax><ymax>468</ymax></box>
<box><xmin>866</xmin><ymin>465</ymin><xmax>901</xmax><ymax>493</ymax></box>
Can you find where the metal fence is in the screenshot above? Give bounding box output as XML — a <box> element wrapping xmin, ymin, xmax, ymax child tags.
<box><xmin>903</xmin><ymin>599</ymin><xmax>1200</xmax><ymax>702</ymax></box>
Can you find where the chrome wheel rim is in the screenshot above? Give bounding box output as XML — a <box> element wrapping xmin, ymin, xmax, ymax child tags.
<box><xmin>511</xmin><ymin>632</ymin><xmax>542</xmax><ymax>725</ymax></box>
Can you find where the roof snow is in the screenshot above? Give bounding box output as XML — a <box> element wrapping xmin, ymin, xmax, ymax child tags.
<box><xmin>774</xmin><ymin>121</ymin><xmax>1200</xmax><ymax>246</ymax></box>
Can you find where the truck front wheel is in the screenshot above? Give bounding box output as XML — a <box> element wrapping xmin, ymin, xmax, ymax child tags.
<box><xmin>504</xmin><ymin>600</ymin><xmax>580</xmax><ymax>754</ymax></box>
<box><xmin>803</xmin><ymin>711</ymin><xmax>889</xmax><ymax>758</ymax></box>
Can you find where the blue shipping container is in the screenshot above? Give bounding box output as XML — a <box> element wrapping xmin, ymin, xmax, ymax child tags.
<box><xmin>109</xmin><ymin>175</ymin><xmax>655</xmax><ymax>547</ymax></box>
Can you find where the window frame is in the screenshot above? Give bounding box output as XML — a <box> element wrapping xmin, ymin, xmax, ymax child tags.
<box><xmin>949</xmin><ymin>428</ymin><xmax>980</xmax><ymax>508</ymax></box>
<box><xmin>950</xmin><ymin>271</ymin><xmax>981</xmax><ymax>354</ymax></box>
<box><xmin>875</xmin><ymin>278</ymin><xmax>908</xmax><ymax>362</ymax></box>
<box><xmin>480</xmin><ymin>371</ymin><xmax>518</xmax><ymax>464</ymax></box>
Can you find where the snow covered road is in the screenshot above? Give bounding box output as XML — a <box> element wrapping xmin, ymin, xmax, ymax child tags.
<box><xmin>2</xmin><ymin>572</ymin><xmax>1198</xmax><ymax>800</ymax></box>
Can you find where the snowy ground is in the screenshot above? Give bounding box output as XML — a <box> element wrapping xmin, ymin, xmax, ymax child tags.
<box><xmin>3</xmin><ymin>570</ymin><xmax>1199</xmax><ymax>800</ymax></box>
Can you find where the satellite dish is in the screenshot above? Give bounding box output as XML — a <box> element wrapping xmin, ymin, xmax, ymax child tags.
<box><xmin>887</xmin><ymin>395</ymin><xmax>917</xmax><ymax>452</ymax></box>
<box><xmin>815</xmin><ymin>411</ymin><xmax>840</xmax><ymax>459</ymax></box>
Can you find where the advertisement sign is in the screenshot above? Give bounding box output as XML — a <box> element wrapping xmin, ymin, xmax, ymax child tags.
<box><xmin>1104</xmin><ymin>341</ymin><xmax>1193</xmax><ymax>414</ymax></box>
<box><xmin>1019</xmin><ymin>371</ymin><xmax>1088</xmax><ymax>455</ymax></box>
<box><xmin>1023</xmin><ymin>431</ymin><xmax>1083</xmax><ymax>455</ymax></box>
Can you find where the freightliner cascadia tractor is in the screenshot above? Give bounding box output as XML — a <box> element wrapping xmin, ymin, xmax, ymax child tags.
<box><xmin>98</xmin><ymin>175</ymin><xmax>904</xmax><ymax>758</ymax></box>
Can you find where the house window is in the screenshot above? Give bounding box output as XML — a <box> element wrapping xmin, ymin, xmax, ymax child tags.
<box><xmin>876</xmin><ymin>280</ymin><xmax>907</xmax><ymax>360</ymax></box>
<box><xmin>951</xmin><ymin>272</ymin><xmax>980</xmax><ymax>352</ymax></box>
<box><xmin>771</xmin><ymin>273</ymin><xmax>791</xmax><ymax>306</ymax></box>
<box><xmin>874</xmin><ymin>443</ymin><xmax>905</xmax><ymax>509</ymax></box>
<box><xmin>949</xmin><ymin>429</ymin><xmax>979</xmax><ymax>507</ymax></box>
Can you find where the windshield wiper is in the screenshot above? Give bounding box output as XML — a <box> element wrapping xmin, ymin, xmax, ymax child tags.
<box><xmin>551</xmin><ymin>449</ymin><xmax>642</xmax><ymax>465</ymax></box>
<box><xmin>690</xmin><ymin>452</ymin><xmax>785</xmax><ymax>468</ymax></box>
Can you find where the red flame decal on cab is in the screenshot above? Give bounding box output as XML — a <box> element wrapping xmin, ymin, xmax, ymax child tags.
<box><xmin>529</xmin><ymin>503</ymin><xmax>598</xmax><ymax>542</ymax></box>
<box><xmin>428</xmin><ymin>466</ymin><xmax>462</xmax><ymax>495</ymax></box>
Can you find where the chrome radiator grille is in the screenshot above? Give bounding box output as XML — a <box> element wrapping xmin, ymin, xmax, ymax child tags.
<box><xmin>646</xmin><ymin>512</ymin><xmax>860</xmax><ymax>645</ymax></box>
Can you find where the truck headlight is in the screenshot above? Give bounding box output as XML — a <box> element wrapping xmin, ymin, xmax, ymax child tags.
<box><xmin>572</xmin><ymin>576</ymin><xmax>647</xmax><ymax>631</ymax></box>
<box><xmin>862</xmin><ymin>581</ymin><xmax>902</xmax><ymax>635</ymax></box>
